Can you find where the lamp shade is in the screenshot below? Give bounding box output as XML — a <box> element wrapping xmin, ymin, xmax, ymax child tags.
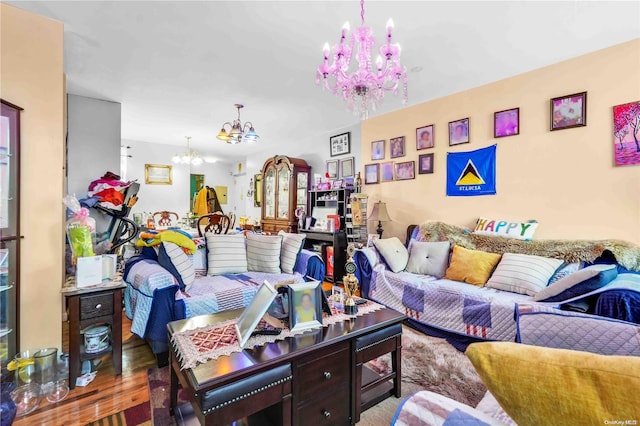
<box><xmin>369</xmin><ymin>201</ymin><xmax>391</xmax><ymax>222</ymax></box>
<box><xmin>216</xmin><ymin>128</ymin><xmax>230</xmax><ymax>141</ymax></box>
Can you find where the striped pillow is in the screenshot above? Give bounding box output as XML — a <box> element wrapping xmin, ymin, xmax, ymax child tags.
<box><xmin>246</xmin><ymin>233</ymin><xmax>282</xmax><ymax>273</ymax></box>
<box><xmin>206</xmin><ymin>233</ymin><xmax>248</xmax><ymax>275</ymax></box>
<box><xmin>278</xmin><ymin>231</ymin><xmax>306</xmax><ymax>274</ymax></box>
<box><xmin>158</xmin><ymin>242</ymin><xmax>195</xmax><ymax>290</ymax></box>
<box><xmin>486</xmin><ymin>253</ymin><xmax>564</xmax><ymax>296</ymax></box>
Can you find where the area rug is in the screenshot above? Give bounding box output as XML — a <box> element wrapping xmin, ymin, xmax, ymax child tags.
<box><xmin>147</xmin><ymin>325</ymin><xmax>487</xmax><ymax>425</ymax></box>
<box><xmin>85</xmin><ymin>402</ymin><xmax>151</xmax><ymax>426</ymax></box>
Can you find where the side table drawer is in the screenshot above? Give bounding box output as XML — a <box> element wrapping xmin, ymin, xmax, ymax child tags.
<box><xmin>298</xmin><ymin>386</ymin><xmax>349</xmax><ymax>425</ymax></box>
<box><xmin>80</xmin><ymin>293</ymin><xmax>114</xmax><ymax>320</ymax></box>
<box><xmin>297</xmin><ymin>343</ymin><xmax>349</xmax><ymax>403</ymax></box>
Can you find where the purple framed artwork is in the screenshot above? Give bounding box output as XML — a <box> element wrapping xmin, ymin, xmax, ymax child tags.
<box><xmin>551</xmin><ymin>92</ymin><xmax>587</xmax><ymax>131</ymax></box>
<box><xmin>364</xmin><ymin>163</ymin><xmax>379</xmax><ymax>184</ymax></box>
<box><xmin>418</xmin><ymin>153</ymin><xmax>434</xmax><ymax>174</ymax></box>
<box><xmin>613</xmin><ymin>100</ymin><xmax>640</xmax><ymax>167</ymax></box>
<box><xmin>416</xmin><ymin>125</ymin><xmax>434</xmax><ymax>150</ymax></box>
<box><xmin>380</xmin><ymin>162</ymin><xmax>394</xmax><ymax>182</ymax></box>
<box><xmin>390</xmin><ymin>136</ymin><xmax>406</xmax><ymax>159</ymax></box>
<box><xmin>494</xmin><ymin>108</ymin><xmax>519</xmax><ymax>138</ymax></box>
<box><xmin>394</xmin><ymin>161</ymin><xmax>415</xmax><ymax>181</ymax></box>
<box><xmin>371</xmin><ymin>140</ymin><xmax>385</xmax><ymax>160</ymax></box>
<box><xmin>448</xmin><ymin>118</ymin><xmax>469</xmax><ymax>146</ymax></box>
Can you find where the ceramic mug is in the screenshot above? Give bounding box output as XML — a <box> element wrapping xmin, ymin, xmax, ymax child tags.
<box><xmin>84</xmin><ymin>326</ymin><xmax>110</xmax><ymax>354</ymax></box>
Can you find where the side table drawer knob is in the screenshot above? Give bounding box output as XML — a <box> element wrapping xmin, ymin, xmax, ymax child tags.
<box><xmin>96</xmin><ymin>303</ymin><xmax>102</xmax><ymax>310</ymax></box>
<box><xmin>323</xmin><ymin>371</ymin><xmax>331</xmax><ymax>380</ymax></box>
<box><xmin>323</xmin><ymin>410</ymin><xmax>331</xmax><ymax>418</ymax></box>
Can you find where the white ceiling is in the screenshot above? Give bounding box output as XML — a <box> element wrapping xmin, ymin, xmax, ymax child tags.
<box><xmin>8</xmin><ymin>1</ymin><xmax>640</xmax><ymax>161</ymax></box>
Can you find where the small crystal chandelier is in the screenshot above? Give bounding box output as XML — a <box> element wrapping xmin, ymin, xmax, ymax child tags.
<box><xmin>216</xmin><ymin>104</ymin><xmax>260</xmax><ymax>144</ymax></box>
<box><xmin>316</xmin><ymin>0</ymin><xmax>408</xmax><ymax>120</ymax></box>
<box><xmin>172</xmin><ymin>136</ymin><xmax>203</xmax><ymax>165</ymax></box>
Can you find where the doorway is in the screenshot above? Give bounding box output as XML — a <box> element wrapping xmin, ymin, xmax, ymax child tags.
<box><xmin>190</xmin><ymin>174</ymin><xmax>205</xmax><ymax>211</ymax></box>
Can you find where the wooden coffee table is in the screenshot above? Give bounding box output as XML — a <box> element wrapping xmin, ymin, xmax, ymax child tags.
<box><xmin>167</xmin><ymin>306</ymin><xmax>406</xmax><ymax>425</ymax></box>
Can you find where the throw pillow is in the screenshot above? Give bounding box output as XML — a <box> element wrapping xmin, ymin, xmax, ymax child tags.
<box><xmin>189</xmin><ymin>237</ymin><xmax>207</xmax><ymax>276</ymax></box>
<box><xmin>278</xmin><ymin>231</ymin><xmax>306</xmax><ymax>274</ymax></box>
<box><xmin>473</xmin><ymin>217</ymin><xmax>538</xmax><ymax>240</ymax></box>
<box><xmin>466</xmin><ymin>342</ymin><xmax>640</xmax><ymax>426</ymax></box>
<box><xmin>405</xmin><ymin>241</ymin><xmax>451</xmax><ymax>278</ymax></box>
<box><xmin>206</xmin><ymin>233</ymin><xmax>248</xmax><ymax>275</ymax></box>
<box><xmin>485</xmin><ymin>253</ymin><xmax>564</xmax><ymax>296</ymax></box>
<box><xmin>534</xmin><ymin>264</ymin><xmax>618</xmax><ymax>302</ymax></box>
<box><xmin>246</xmin><ymin>233</ymin><xmax>283</xmax><ymax>273</ymax></box>
<box><xmin>158</xmin><ymin>242</ymin><xmax>195</xmax><ymax>291</ymax></box>
<box><xmin>548</xmin><ymin>262</ymin><xmax>581</xmax><ymax>285</ymax></box>
<box><xmin>444</xmin><ymin>246</ymin><xmax>502</xmax><ymax>286</ymax></box>
<box><xmin>373</xmin><ymin>237</ymin><xmax>409</xmax><ymax>273</ymax></box>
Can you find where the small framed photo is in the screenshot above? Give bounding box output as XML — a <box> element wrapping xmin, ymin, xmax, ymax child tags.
<box><xmin>326</xmin><ymin>159</ymin><xmax>339</xmax><ymax>179</ymax></box>
<box><xmin>390</xmin><ymin>136</ymin><xmax>406</xmax><ymax>159</ymax></box>
<box><xmin>367</xmin><ymin>234</ymin><xmax>379</xmax><ymax>247</ymax></box>
<box><xmin>331</xmin><ymin>285</ymin><xmax>344</xmax><ymax>311</ymax></box>
<box><xmin>340</xmin><ymin>156</ymin><xmax>355</xmax><ymax>178</ymax></box>
<box><xmin>494</xmin><ymin>108</ymin><xmax>520</xmax><ymax>138</ymax></box>
<box><xmin>332</xmin><ymin>179</ymin><xmax>343</xmax><ymax>189</ymax></box>
<box><xmin>395</xmin><ymin>161</ymin><xmax>415</xmax><ymax>180</ymax></box>
<box><xmin>416</xmin><ymin>124</ymin><xmax>434</xmax><ymax>150</ymax></box>
<box><xmin>418</xmin><ymin>153</ymin><xmax>434</xmax><ymax>174</ymax></box>
<box><xmin>145</xmin><ymin>164</ymin><xmax>173</xmax><ymax>185</ymax></box>
<box><xmin>449</xmin><ymin>118</ymin><xmax>470</xmax><ymax>146</ymax></box>
<box><xmin>551</xmin><ymin>92</ymin><xmax>587</xmax><ymax>131</ymax></box>
<box><xmin>288</xmin><ymin>281</ymin><xmax>323</xmax><ymax>332</ymax></box>
<box><xmin>371</xmin><ymin>140</ymin><xmax>385</xmax><ymax>160</ymax></box>
<box><xmin>364</xmin><ymin>163</ymin><xmax>379</xmax><ymax>184</ymax></box>
<box><xmin>330</xmin><ymin>132</ymin><xmax>351</xmax><ymax>157</ymax></box>
<box><xmin>380</xmin><ymin>162</ymin><xmax>394</xmax><ymax>182</ymax></box>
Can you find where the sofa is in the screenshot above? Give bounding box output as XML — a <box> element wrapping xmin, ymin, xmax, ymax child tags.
<box><xmin>354</xmin><ymin>220</ymin><xmax>640</xmax><ymax>351</ymax></box>
<box><xmin>124</xmin><ymin>230</ymin><xmax>325</xmax><ymax>365</ymax></box>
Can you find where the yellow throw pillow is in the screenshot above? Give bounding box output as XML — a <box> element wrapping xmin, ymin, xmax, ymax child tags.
<box><xmin>444</xmin><ymin>245</ymin><xmax>501</xmax><ymax>286</ymax></box>
<box><xmin>466</xmin><ymin>342</ymin><xmax>640</xmax><ymax>426</ymax></box>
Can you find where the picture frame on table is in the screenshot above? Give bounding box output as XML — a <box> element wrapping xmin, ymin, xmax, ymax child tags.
<box><xmin>330</xmin><ymin>132</ymin><xmax>351</xmax><ymax>157</ymax></box>
<box><xmin>380</xmin><ymin>162</ymin><xmax>394</xmax><ymax>182</ymax></box>
<box><xmin>449</xmin><ymin>118</ymin><xmax>470</xmax><ymax>146</ymax></box>
<box><xmin>364</xmin><ymin>163</ymin><xmax>379</xmax><ymax>184</ymax></box>
<box><xmin>418</xmin><ymin>153</ymin><xmax>434</xmax><ymax>174</ymax></box>
<box><xmin>390</xmin><ymin>136</ymin><xmax>406</xmax><ymax>159</ymax></box>
<box><xmin>340</xmin><ymin>156</ymin><xmax>355</xmax><ymax>178</ymax></box>
<box><xmin>550</xmin><ymin>92</ymin><xmax>587</xmax><ymax>131</ymax></box>
<box><xmin>371</xmin><ymin>140</ymin><xmax>385</xmax><ymax>160</ymax></box>
<box><xmin>332</xmin><ymin>179</ymin><xmax>344</xmax><ymax>189</ymax></box>
<box><xmin>288</xmin><ymin>281</ymin><xmax>323</xmax><ymax>332</ymax></box>
<box><xmin>494</xmin><ymin>107</ymin><xmax>519</xmax><ymax>138</ymax></box>
<box><xmin>326</xmin><ymin>159</ymin><xmax>339</xmax><ymax>179</ymax></box>
<box><xmin>416</xmin><ymin>124</ymin><xmax>434</xmax><ymax>150</ymax></box>
<box><xmin>395</xmin><ymin>161</ymin><xmax>415</xmax><ymax>180</ymax></box>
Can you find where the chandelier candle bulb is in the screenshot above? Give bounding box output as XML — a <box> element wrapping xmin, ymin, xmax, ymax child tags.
<box><xmin>386</xmin><ymin>18</ymin><xmax>394</xmax><ymax>36</ymax></box>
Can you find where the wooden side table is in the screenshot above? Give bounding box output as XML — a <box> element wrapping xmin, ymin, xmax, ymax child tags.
<box><xmin>62</xmin><ymin>279</ymin><xmax>126</xmax><ymax>389</ymax></box>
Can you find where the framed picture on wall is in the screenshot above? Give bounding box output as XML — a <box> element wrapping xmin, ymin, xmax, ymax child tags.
<box><xmin>145</xmin><ymin>164</ymin><xmax>172</xmax><ymax>185</ymax></box>
<box><xmin>613</xmin><ymin>100</ymin><xmax>640</xmax><ymax>167</ymax></box>
<box><xmin>418</xmin><ymin>153</ymin><xmax>434</xmax><ymax>174</ymax></box>
<box><xmin>326</xmin><ymin>159</ymin><xmax>339</xmax><ymax>179</ymax></box>
<box><xmin>390</xmin><ymin>136</ymin><xmax>406</xmax><ymax>158</ymax></box>
<box><xmin>364</xmin><ymin>163</ymin><xmax>379</xmax><ymax>184</ymax></box>
<box><xmin>494</xmin><ymin>108</ymin><xmax>520</xmax><ymax>138</ymax></box>
<box><xmin>551</xmin><ymin>92</ymin><xmax>587</xmax><ymax>131</ymax></box>
<box><xmin>416</xmin><ymin>124</ymin><xmax>434</xmax><ymax>150</ymax></box>
<box><xmin>371</xmin><ymin>140</ymin><xmax>385</xmax><ymax>160</ymax></box>
<box><xmin>395</xmin><ymin>161</ymin><xmax>415</xmax><ymax>180</ymax></box>
<box><xmin>340</xmin><ymin>156</ymin><xmax>355</xmax><ymax>178</ymax></box>
<box><xmin>329</xmin><ymin>132</ymin><xmax>351</xmax><ymax>157</ymax></box>
<box><xmin>448</xmin><ymin>118</ymin><xmax>470</xmax><ymax>146</ymax></box>
<box><xmin>380</xmin><ymin>162</ymin><xmax>394</xmax><ymax>182</ymax></box>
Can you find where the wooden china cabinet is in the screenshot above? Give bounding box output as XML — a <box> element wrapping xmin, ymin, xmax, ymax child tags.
<box><xmin>261</xmin><ymin>155</ymin><xmax>310</xmax><ymax>233</ymax></box>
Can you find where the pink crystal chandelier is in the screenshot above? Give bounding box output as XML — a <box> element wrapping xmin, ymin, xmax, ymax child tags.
<box><xmin>316</xmin><ymin>0</ymin><xmax>408</xmax><ymax>119</ymax></box>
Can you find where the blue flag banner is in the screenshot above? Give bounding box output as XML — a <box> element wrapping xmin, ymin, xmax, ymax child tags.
<box><xmin>446</xmin><ymin>145</ymin><xmax>496</xmax><ymax>196</ymax></box>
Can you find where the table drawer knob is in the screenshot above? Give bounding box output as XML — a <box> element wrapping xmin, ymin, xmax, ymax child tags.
<box><xmin>323</xmin><ymin>371</ymin><xmax>331</xmax><ymax>380</ymax></box>
<box><xmin>95</xmin><ymin>303</ymin><xmax>102</xmax><ymax>310</ymax></box>
<box><xmin>323</xmin><ymin>410</ymin><xmax>331</xmax><ymax>419</ymax></box>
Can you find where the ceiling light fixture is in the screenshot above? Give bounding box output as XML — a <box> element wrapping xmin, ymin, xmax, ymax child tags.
<box><xmin>172</xmin><ymin>136</ymin><xmax>203</xmax><ymax>166</ymax></box>
<box><xmin>316</xmin><ymin>0</ymin><xmax>408</xmax><ymax>120</ymax></box>
<box><xmin>216</xmin><ymin>104</ymin><xmax>260</xmax><ymax>144</ymax></box>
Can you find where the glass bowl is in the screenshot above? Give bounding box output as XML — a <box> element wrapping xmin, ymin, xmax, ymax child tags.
<box><xmin>45</xmin><ymin>380</ymin><xmax>69</xmax><ymax>403</ymax></box>
<box><xmin>10</xmin><ymin>383</ymin><xmax>42</xmax><ymax>417</ymax></box>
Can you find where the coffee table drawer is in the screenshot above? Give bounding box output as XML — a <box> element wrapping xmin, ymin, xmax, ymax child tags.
<box><xmin>297</xmin><ymin>344</ymin><xmax>349</xmax><ymax>403</ymax></box>
<box><xmin>298</xmin><ymin>386</ymin><xmax>349</xmax><ymax>426</ymax></box>
<box><xmin>80</xmin><ymin>293</ymin><xmax>114</xmax><ymax>320</ymax></box>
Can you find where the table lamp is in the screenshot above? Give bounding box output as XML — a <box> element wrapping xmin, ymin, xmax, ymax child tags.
<box><xmin>369</xmin><ymin>201</ymin><xmax>391</xmax><ymax>238</ymax></box>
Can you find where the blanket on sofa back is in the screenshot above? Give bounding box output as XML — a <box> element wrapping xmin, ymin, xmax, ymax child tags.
<box><xmin>414</xmin><ymin>221</ymin><xmax>640</xmax><ymax>272</ymax></box>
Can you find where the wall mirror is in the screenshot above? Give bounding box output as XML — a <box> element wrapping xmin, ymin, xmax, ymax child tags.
<box><xmin>254</xmin><ymin>174</ymin><xmax>263</xmax><ymax>207</ymax></box>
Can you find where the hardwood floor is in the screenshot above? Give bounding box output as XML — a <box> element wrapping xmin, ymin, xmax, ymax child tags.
<box><xmin>14</xmin><ymin>311</ymin><xmax>156</xmax><ymax>425</ymax></box>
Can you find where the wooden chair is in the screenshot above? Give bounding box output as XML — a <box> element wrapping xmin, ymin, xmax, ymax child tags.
<box><xmin>227</xmin><ymin>212</ymin><xmax>236</xmax><ymax>230</ymax></box>
<box><xmin>197</xmin><ymin>213</ymin><xmax>231</xmax><ymax>236</ymax></box>
<box><xmin>153</xmin><ymin>211</ymin><xmax>179</xmax><ymax>229</ymax></box>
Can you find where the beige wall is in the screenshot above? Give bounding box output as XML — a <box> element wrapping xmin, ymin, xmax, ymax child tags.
<box><xmin>1</xmin><ymin>4</ymin><xmax>65</xmax><ymax>350</ymax></box>
<box><xmin>362</xmin><ymin>39</ymin><xmax>640</xmax><ymax>245</ymax></box>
